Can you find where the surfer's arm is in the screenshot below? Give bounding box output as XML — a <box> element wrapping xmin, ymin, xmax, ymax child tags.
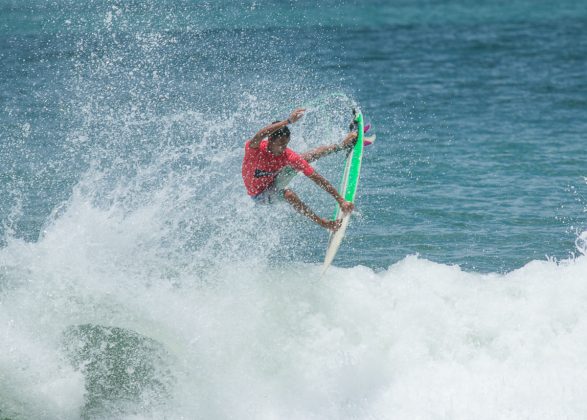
<box><xmin>248</xmin><ymin>120</ymin><xmax>289</xmax><ymax>148</ymax></box>
<box><xmin>307</xmin><ymin>172</ymin><xmax>354</xmax><ymax>214</ymax></box>
<box><xmin>248</xmin><ymin>108</ymin><xmax>306</xmax><ymax>148</ymax></box>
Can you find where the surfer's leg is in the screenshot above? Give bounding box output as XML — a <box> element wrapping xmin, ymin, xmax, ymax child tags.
<box><xmin>301</xmin><ymin>132</ymin><xmax>358</xmax><ymax>163</ymax></box>
<box><xmin>300</xmin><ymin>145</ymin><xmax>338</xmax><ymax>163</ymax></box>
<box><xmin>282</xmin><ymin>189</ymin><xmax>341</xmax><ymax>232</ymax></box>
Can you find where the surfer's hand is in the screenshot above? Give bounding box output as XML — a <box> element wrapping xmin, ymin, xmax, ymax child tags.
<box><xmin>288</xmin><ymin>108</ymin><xmax>305</xmax><ymax>124</ymax></box>
<box><xmin>322</xmin><ymin>218</ymin><xmax>342</xmax><ymax>232</ymax></box>
<box><xmin>339</xmin><ymin>200</ymin><xmax>354</xmax><ymax>214</ymax></box>
<box><xmin>342</xmin><ymin>132</ymin><xmax>358</xmax><ymax>149</ymax></box>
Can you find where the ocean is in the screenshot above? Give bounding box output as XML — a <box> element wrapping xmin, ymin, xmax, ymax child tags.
<box><xmin>1</xmin><ymin>0</ymin><xmax>586</xmax><ymax>418</ymax></box>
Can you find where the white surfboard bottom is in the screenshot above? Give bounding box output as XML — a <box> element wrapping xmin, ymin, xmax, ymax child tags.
<box><xmin>322</xmin><ymin>214</ymin><xmax>351</xmax><ymax>274</ymax></box>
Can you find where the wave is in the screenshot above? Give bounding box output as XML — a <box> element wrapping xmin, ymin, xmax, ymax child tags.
<box><xmin>1</xmin><ymin>208</ymin><xmax>586</xmax><ymax>419</ymax></box>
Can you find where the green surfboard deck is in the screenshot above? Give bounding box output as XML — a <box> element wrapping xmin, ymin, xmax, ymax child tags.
<box><xmin>332</xmin><ymin>112</ymin><xmax>364</xmax><ymax>220</ymax></box>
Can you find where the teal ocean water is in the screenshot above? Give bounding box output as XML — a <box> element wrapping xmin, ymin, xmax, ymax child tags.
<box><xmin>1</xmin><ymin>1</ymin><xmax>587</xmax><ymax>419</ymax></box>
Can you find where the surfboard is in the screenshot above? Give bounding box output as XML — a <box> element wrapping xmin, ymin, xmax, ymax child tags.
<box><xmin>322</xmin><ymin>111</ymin><xmax>367</xmax><ymax>274</ymax></box>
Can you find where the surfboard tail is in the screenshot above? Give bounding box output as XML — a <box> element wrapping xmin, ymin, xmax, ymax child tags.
<box><xmin>322</xmin><ymin>215</ymin><xmax>352</xmax><ymax>275</ymax></box>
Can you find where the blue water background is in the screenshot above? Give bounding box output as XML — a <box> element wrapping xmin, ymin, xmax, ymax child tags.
<box><xmin>1</xmin><ymin>0</ymin><xmax>586</xmax><ymax>272</ymax></box>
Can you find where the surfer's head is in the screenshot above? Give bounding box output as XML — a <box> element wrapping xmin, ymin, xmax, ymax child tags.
<box><xmin>268</xmin><ymin>122</ymin><xmax>290</xmax><ymax>155</ymax></box>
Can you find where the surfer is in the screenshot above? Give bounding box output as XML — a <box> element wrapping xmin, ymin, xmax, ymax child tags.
<box><xmin>242</xmin><ymin>108</ymin><xmax>356</xmax><ymax>232</ymax></box>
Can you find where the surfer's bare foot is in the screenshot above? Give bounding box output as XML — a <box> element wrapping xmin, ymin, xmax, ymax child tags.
<box><xmin>341</xmin><ymin>132</ymin><xmax>358</xmax><ymax>149</ymax></box>
<box><xmin>322</xmin><ymin>219</ymin><xmax>342</xmax><ymax>232</ymax></box>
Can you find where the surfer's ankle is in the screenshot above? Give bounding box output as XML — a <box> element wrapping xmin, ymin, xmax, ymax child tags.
<box><xmin>342</xmin><ymin>132</ymin><xmax>358</xmax><ymax>149</ymax></box>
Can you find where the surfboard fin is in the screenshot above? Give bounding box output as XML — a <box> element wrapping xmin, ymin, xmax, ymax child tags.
<box><xmin>363</xmin><ymin>134</ymin><xmax>376</xmax><ymax>146</ymax></box>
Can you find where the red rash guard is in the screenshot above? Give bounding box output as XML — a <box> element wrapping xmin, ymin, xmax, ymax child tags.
<box><xmin>242</xmin><ymin>139</ymin><xmax>314</xmax><ymax>196</ymax></box>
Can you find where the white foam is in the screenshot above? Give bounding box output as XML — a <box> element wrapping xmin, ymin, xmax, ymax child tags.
<box><xmin>2</xmin><ymin>214</ymin><xmax>587</xmax><ymax>419</ymax></box>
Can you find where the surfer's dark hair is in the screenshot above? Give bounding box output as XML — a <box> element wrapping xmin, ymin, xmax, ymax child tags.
<box><xmin>268</xmin><ymin>121</ymin><xmax>290</xmax><ymax>140</ymax></box>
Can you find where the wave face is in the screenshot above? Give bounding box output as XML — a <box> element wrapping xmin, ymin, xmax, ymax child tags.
<box><xmin>1</xmin><ymin>0</ymin><xmax>587</xmax><ymax>418</ymax></box>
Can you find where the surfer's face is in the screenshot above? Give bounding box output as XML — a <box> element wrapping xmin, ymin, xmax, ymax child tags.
<box><xmin>268</xmin><ymin>136</ymin><xmax>290</xmax><ymax>155</ymax></box>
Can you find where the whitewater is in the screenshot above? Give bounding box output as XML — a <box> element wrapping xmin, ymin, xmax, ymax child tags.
<box><xmin>1</xmin><ymin>171</ymin><xmax>587</xmax><ymax>418</ymax></box>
